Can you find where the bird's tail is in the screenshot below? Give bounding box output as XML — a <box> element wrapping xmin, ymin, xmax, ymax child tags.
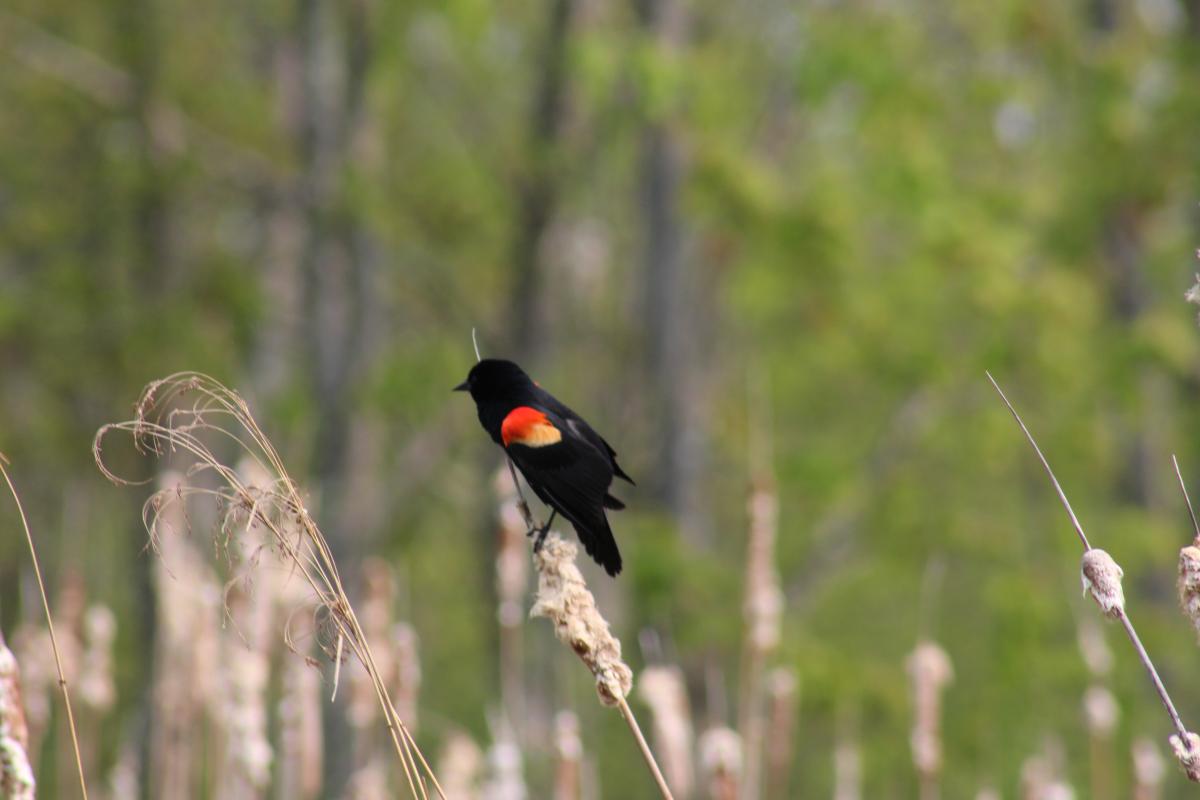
<box><xmin>575</xmin><ymin>513</ymin><xmax>623</xmax><ymax>577</ymax></box>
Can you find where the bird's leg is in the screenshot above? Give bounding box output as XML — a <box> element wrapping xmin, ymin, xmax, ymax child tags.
<box><xmin>531</xmin><ymin>509</ymin><xmax>557</xmax><ymax>553</ymax></box>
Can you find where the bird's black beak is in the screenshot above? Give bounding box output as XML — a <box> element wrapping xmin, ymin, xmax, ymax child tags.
<box><xmin>453</xmin><ymin>380</ymin><xmax>469</xmax><ymax>392</ymax></box>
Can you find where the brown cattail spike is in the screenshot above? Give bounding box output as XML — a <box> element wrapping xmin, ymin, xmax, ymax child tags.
<box><xmin>1081</xmin><ymin>549</ymin><xmax>1125</xmax><ymax>618</ymax></box>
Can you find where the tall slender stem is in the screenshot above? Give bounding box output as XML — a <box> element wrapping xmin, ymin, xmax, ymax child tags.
<box><xmin>1</xmin><ymin>456</ymin><xmax>89</xmax><ymax>799</ymax></box>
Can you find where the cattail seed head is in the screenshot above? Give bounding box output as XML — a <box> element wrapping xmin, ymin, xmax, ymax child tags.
<box><xmin>699</xmin><ymin>727</ymin><xmax>742</xmax><ymax>800</ymax></box>
<box><xmin>530</xmin><ymin>534</ymin><xmax>632</xmax><ymax>706</ymax></box>
<box><xmin>0</xmin><ymin>632</ymin><xmax>34</xmax><ymax>800</ymax></box>
<box><xmin>439</xmin><ymin>731</ymin><xmax>483</xmax><ymax>800</ymax></box>
<box><xmin>1076</xmin><ymin>619</ymin><xmax>1113</xmax><ymax>677</ymax></box>
<box><xmin>1177</xmin><ymin>545</ymin><xmax>1200</xmax><ymax>636</ymax></box>
<box><xmin>907</xmin><ymin>640</ymin><xmax>954</xmax><ymax>778</ymax></box>
<box><xmin>1132</xmin><ymin>736</ymin><xmax>1165</xmax><ymax>796</ymax></box>
<box><xmin>1082</xmin><ymin>685</ymin><xmax>1118</xmax><ymax>736</ymax></box>
<box><xmin>1081</xmin><ymin>549</ymin><xmax>1125</xmax><ymax>618</ymax></box>
<box><xmin>1168</xmin><ymin>731</ymin><xmax>1200</xmax><ymax>782</ymax></box>
<box><xmin>1186</xmin><ymin>274</ymin><xmax>1200</xmax><ymax>311</ymax></box>
<box><xmin>638</xmin><ymin>665</ymin><xmax>694</xmax><ymax>797</ymax></box>
<box><xmin>78</xmin><ymin>604</ymin><xmax>117</xmax><ymax>712</ymax></box>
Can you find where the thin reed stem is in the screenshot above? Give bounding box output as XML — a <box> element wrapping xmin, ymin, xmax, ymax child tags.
<box><xmin>988</xmin><ymin>373</ymin><xmax>1197</xmax><ymax>770</ymax></box>
<box><xmin>616</xmin><ymin>696</ymin><xmax>675</xmax><ymax>800</ymax></box>
<box><xmin>0</xmin><ymin>455</ymin><xmax>89</xmax><ymax>799</ymax></box>
<box><xmin>986</xmin><ymin>372</ymin><xmax>1090</xmax><ymax>550</ymax></box>
<box><xmin>1172</xmin><ymin>455</ymin><xmax>1200</xmax><ymax>542</ymax></box>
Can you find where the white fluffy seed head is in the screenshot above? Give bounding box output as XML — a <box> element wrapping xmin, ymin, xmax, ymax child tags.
<box><xmin>1178</xmin><ymin>546</ymin><xmax>1200</xmax><ymax>637</ymax></box>
<box><xmin>1081</xmin><ymin>549</ymin><xmax>1125</xmax><ymax>618</ymax></box>
<box><xmin>1082</xmin><ymin>685</ymin><xmax>1119</xmax><ymax>736</ymax></box>
<box><xmin>1169</xmin><ymin>731</ymin><xmax>1200</xmax><ymax>782</ymax></box>
<box><xmin>699</xmin><ymin>727</ymin><xmax>742</xmax><ymax>779</ymax></box>
<box><xmin>1132</xmin><ymin>736</ymin><xmax>1165</xmax><ymax>788</ymax></box>
<box><xmin>530</xmin><ymin>535</ymin><xmax>632</xmax><ymax>706</ymax></box>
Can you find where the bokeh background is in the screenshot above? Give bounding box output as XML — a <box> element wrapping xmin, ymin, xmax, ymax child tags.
<box><xmin>4</xmin><ymin>0</ymin><xmax>1200</xmax><ymax>797</ymax></box>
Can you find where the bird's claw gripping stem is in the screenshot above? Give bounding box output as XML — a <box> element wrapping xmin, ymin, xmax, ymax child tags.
<box><xmin>529</xmin><ymin>509</ymin><xmax>557</xmax><ymax>554</ymax></box>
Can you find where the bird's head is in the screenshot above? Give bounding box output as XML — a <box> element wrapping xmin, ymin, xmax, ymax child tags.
<box><xmin>454</xmin><ymin>358</ymin><xmax>535</xmax><ymax>404</ymax></box>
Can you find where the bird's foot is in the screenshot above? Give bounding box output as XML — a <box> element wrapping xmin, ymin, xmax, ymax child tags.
<box><xmin>531</xmin><ymin>523</ymin><xmax>550</xmax><ymax>554</ymax></box>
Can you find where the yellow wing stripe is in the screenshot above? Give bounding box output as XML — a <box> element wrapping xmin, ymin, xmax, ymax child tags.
<box><xmin>501</xmin><ymin>406</ymin><xmax>564</xmax><ymax>448</ymax></box>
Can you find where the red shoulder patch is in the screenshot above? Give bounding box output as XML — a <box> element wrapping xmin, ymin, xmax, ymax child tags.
<box><xmin>501</xmin><ymin>406</ymin><xmax>563</xmax><ymax>448</ymax></box>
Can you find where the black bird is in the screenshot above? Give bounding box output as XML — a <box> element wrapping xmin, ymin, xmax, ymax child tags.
<box><xmin>455</xmin><ymin>359</ymin><xmax>633</xmax><ymax>576</ymax></box>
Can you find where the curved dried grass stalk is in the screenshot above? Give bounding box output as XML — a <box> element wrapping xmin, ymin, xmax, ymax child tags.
<box><xmin>93</xmin><ymin>372</ymin><xmax>443</xmax><ymax>799</ymax></box>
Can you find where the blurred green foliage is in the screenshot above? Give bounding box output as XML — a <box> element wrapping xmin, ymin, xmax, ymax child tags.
<box><xmin>5</xmin><ymin>0</ymin><xmax>1200</xmax><ymax>797</ymax></box>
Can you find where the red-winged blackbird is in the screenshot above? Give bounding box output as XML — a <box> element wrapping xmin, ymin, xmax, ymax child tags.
<box><xmin>456</xmin><ymin>359</ymin><xmax>633</xmax><ymax>576</ymax></box>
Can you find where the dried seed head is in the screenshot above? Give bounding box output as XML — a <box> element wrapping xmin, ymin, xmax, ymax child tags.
<box><xmin>495</xmin><ymin>493</ymin><xmax>529</xmax><ymax>630</ymax></box>
<box><xmin>482</xmin><ymin>717</ymin><xmax>526</xmax><ymax>800</ymax></box>
<box><xmin>1178</xmin><ymin>546</ymin><xmax>1200</xmax><ymax>637</ymax></box>
<box><xmin>78</xmin><ymin>604</ymin><xmax>117</xmax><ymax>712</ymax></box>
<box><xmin>699</xmin><ymin>726</ymin><xmax>742</xmax><ymax>800</ymax></box>
<box><xmin>1186</xmin><ymin>274</ymin><xmax>1200</xmax><ymax>310</ymax></box>
<box><xmin>0</xmin><ymin>633</ymin><xmax>34</xmax><ymax>800</ymax></box>
<box><xmin>530</xmin><ymin>534</ymin><xmax>632</xmax><ymax>706</ymax></box>
<box><xmin>1076</xmin><ymin>618</ymin><xmax>1113</xmax><ymax>677</ymax></box>
<box><xmin>1082</xmin><ymin>685</ymin><xmax>1119</xmax><ymax>736</ymax></box>
<box><xmin>744</xmin><ymin>485</ymin><xmax>783</xmax><ymax>654</ymax></box>
<box><xmin>907</xmin><ymin>640</ymin><xmax>954</xmax><ymax>777</ymax></box>
<box><xmin>1169</xmin><ymin>731</ymin><xmax>1200</xmax><ymax>782</ymax></box>
<box><xmin>438</xmin><ymin>731</ymin><xmax>483</xmax><ymax>799</ymax></box>
<box><xmin>1132</xmin><ymin>736</ymin><xmax>1165</xmax><ymax>790</ymax></box>
<box><xmin>393</xmin><ymin>622</ymin><xmax>421</xmax><ymax>733</ymax></box>
<box><xmin>1081</xmin><ymin>549</ymin><xmax>1125</xmax><ymax>618</ymax></box>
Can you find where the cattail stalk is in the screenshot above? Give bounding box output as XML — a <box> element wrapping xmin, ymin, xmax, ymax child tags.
<box><xmin>482</xmin><ymin>717</ymin><xmax>526</xmax><ymax>800</ymax></box>
<box><xmin>699</xmin><ymin>727</ymin><xmax>741</xmax><ymax>800</ymax></box>
<box><xmin>1082</xmin><ymin>685</ymin><xmax>1117</xmax><ymax>800</ymax></box>
<box><xmin>438</xmin><ymin>732</ymin><xmax>482</xmax><ymax>800</ymax></box>
<box><xmin>638</xmin><ymin>665</ymin><xmax>695</xmax><ymax>797</ymax></box>
<box><xmin>1</xmin><ymin>456</ymin><xmax>88</xmax><ymax>799</ymax></box>
<box><xmin>832</xmin><ymin>733</ymin><xmax>860</xmax><ymax>800</ymax></box>
<box><xmin>277</xmin><ymin>647</ymin><xmax>323</xmax><ymax>800</ymax></box>
<box><xmin>494</xmin><ymin>469</ymin><xmax>529</xmax><ymax>737</ymax></box>
<box><xmin>907</xmin><ymin>641</ymin><xmax>953</xmax><ymax>800</ymax></box>
<box><xmin>989</xmin><ymin>374</ymin><xmax>1200</xmax><ymax>781</ymax></box>
<box><xmin>737</xmin><ymin>480</ymin><xmax>782</xmax><ymax>800</ymax></box>
<box><xmin>528</xmin><ymin>534</ymin><xmax>674</xmax><ymax>799</ymax></box>
<box><xmin>1019</xmin><ymin>738</ymin><xmax>1074</xmax><ymax>800</ymax></box>
<box><xmin>1132</xmin><ymin>737</ymin><xmax>1165</xmax><ymax>800</ymax></box>
<box><xmin>553</xmin><ymin>711</ymin><xmax>582</xmax><ymax>800</ymax></box>
<box><xmin>151</xmin><ymin>472</ymin><xmax>222</xmax><ymax>799</ymax></box>
<box><xmin>763</xmin><ymin>669</ymin><xmax>796</xmax><ymax>800</ymax></box>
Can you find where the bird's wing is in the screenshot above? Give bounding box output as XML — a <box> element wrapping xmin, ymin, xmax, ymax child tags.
<box><xmin>535</xmin><ymin>389</ymin><xmax>636</xmax><ymax>485</ymax></box>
